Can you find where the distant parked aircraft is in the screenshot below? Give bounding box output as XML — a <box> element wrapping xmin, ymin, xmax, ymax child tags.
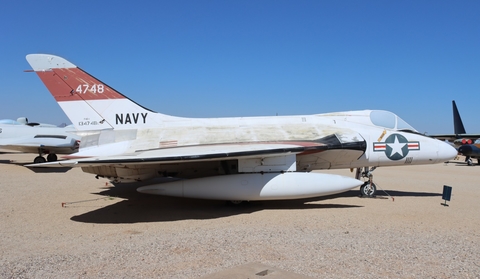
<box><xmin>0</xmin><ymin>117</ymin><xmax>80</xmax><ymax>163</ymax></box>
<box><xmin>429</xmin><ymin>100</ymin><xmax>480</xmax><ymax>165</ymax></box>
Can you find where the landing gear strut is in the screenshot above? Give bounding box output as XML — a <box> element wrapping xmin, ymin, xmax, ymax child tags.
<box><xmin>355</xmin><ymin>167</ymin><xmax>377</xmax><ymax>197</ymax></box>
<box><xmin>465</xmin><ymin>157</ymin><xmax>479</xmax><ymax>166</ymax></box>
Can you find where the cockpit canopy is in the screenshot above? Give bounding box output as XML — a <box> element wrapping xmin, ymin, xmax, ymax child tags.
<box><xmin>369</xmin><ymin>110</ymin><xmax>417</xmax><ymax>132</ymax></box>
<box><xmin>0</xmin><ymin>119</ymin><xmax>23</xmax><ymax>125</ymax></box>
<box><xmin>319</xmin><ymin>110</ymin><xmax>419</xmax><ymax>133</ymax></box>
<box><xmin>0</xmin><ymin>117</ymin><xmax>29</xmax><ymax>125</ymax></box>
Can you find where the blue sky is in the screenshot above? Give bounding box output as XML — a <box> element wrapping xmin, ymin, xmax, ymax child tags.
<box><xmin>0</xmin><ymin>1</ymin><xmax>478</xmax><ymax>134</ymax></box>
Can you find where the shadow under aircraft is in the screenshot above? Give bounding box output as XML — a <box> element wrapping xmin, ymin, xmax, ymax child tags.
<box><xmin>70</xmin><ymin>183</ymin><xmax>363</xmax><ymax>224</ymax></box>
<box><xmin>69</xmin><ymin>183</ymin><xmax>442</xmax><ymax>224</ymax></box>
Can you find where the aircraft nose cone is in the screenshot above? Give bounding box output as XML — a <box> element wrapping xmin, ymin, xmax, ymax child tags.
<box><xmin>438</xmin><ymin>140</ymin><xmax>458</xmax><ymax>162</ymax></box>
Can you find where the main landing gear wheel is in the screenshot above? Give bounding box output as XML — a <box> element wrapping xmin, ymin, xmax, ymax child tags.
<box><xmin>47</xmin><ymin>153</ymin><xmax>58</xmax><ymax>162</ymax></box>
<box><xmin>34</xmin><ymin>156</ymin><xmax>46</xmax><ymax>164</ymax></box>
<box><xmin>360</xmin><ymin>182</ymin><xmax>377</xmax><ymax>197</ymax></box>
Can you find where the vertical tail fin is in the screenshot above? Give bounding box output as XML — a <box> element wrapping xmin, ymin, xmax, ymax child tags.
<box><xmin>26</xmin><ymin>54</ymin><xmax>170</xmax><ymax>131</ymax></box>
<box><xmin>452</xmin><ymin>100</ymin><xmax>466</xmax><ymax>136</ymax></box>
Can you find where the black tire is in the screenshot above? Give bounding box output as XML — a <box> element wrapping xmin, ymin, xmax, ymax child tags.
<box><xmin>34</xmin><ymin>156</ymin><xmax>46</xmax><ymax>164</ymax></box>
<box><xmin>47</xmin><ymin>153</ymin><xmax>58</xmax><ymax>162</ymax></box>
<box><xmin>226</xmin><ymin>200</ymin><xmax>244</xmax><ymax>206</ymax></box>
<box><xmin>360</xmin><ymin>182</ymin><xmax>377</xmax><ymax>197</ymax></box>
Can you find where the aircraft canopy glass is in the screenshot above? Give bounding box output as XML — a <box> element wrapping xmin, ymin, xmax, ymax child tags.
<box><xmin>0</xmin><ymin>119</ymin><xmax>22</xmax><ymax>125</ymax></box>
<box><xmin>369</xmin><ymin>110</ymin><xmax>417</xmax><ymax>132</ymax></box>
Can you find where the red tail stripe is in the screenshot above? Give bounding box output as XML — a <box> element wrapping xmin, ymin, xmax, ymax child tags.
<box><xmin>35</xmin><ymin>68</ymin><xmax>125</xmax><ymax>102</ymax></box>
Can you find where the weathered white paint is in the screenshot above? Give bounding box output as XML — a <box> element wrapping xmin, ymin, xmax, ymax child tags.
<box><xmin>25</xmin><ymin>54</ymin><xmax>459</xmax><ymax>201</ymax></box>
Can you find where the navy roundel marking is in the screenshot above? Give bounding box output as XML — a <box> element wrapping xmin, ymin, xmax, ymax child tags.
<box><xmin>373</xmin><ymin>133</ymin><xmax>420</xmax><ymax>161</ymax></box>
<box><xmin>384</xmin><ymin>134</ymin><xmax>409</xmax><ymax>160</ymax></box>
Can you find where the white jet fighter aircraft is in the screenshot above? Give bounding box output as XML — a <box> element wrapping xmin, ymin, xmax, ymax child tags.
<box><xmin>25</xmin><ymin>54</ymin><xmax>457</xmax><ymax>201</ymax></box>
<box><xmin>0</xmin><ymin>118</ymin><xmax>80</xmax><ymax>163</ymax></box>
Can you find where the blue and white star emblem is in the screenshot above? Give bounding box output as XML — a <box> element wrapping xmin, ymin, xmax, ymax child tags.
<box><xmin>373</xmin><ymin>133</ymin><xmax>420</xmax><ymax>161</ymax></box>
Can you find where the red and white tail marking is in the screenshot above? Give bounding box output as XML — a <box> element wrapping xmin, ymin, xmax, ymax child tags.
<box><xmin>35</xmin><ymin>67</ymin><xmax>125</xmax><ymax>102</ymax></box>
<box><xmin>26</xmin><ymin>54</ymin><xmax>174</xmax><ymax>131</ymax></box>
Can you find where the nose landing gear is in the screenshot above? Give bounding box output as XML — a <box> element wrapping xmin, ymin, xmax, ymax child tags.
<box><xmin>356</xmin><ymin>167</ymin><xmax>377</xmax><ymax>197</ymax></box>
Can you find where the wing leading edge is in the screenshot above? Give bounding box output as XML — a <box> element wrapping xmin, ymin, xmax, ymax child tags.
<box><xmin>26</xmin><ymin>142</ymin><xmax>324</xmax><ymax>167</ymax></box>
<box><xmin>26</xmin><ymin>135</ymin><xmax>366</xmax><ymax>168</ymax></box>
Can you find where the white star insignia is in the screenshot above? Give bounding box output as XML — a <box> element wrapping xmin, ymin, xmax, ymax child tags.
<box><xmin>387</xmin><ymin>135</ymin><xmax>407</xmax><ymax>157</ymax></box>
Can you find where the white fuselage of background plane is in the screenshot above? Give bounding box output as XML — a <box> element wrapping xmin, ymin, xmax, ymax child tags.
<box><xmin>0</xmin><ymin>123</ymin><xmax>79</xmax><ymax>156</ymax></box>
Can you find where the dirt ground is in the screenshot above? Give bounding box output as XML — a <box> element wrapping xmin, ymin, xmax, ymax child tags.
<box><xmin>1</xmin><ymin>151</ymin><xmax>479</xmax><ymax>278</ymax></box>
